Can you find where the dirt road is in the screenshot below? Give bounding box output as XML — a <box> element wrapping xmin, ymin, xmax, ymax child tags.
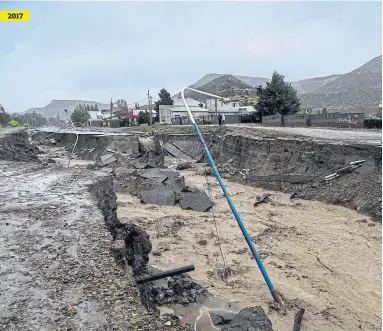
<box><xmin>117</xmin><ymin>164</ymin><xmax>382</xmax><ymax>331</ymax></box>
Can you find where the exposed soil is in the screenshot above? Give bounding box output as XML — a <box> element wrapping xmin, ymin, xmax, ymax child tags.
<box><xmin>0</xmin><ymin>130</ymin><xmax>40</xmax><ymax>162</ymax></box>
<box><xmin>0</xmin><ymin>161</ymin><xmax>190</xmax><ymax>330</ymax></box>
<box><xmin>208</xmin><ymin>130</ymin><xmax>382</xmax><ymax>221</ymax></box>
<box><xmin>117</xmin><ymin>161</ymin><xmax>382</xmax><ymax>331</ymax></box>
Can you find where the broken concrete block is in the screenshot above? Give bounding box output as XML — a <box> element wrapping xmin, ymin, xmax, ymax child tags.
<box><xmin>180</xmin><ymin>191</ymin><xmax>212</xmax><ymax>212</ymax></box>
<box><xmin>221</xmin><ymin>307</ymin><xmax>274</xmax><ymax>331</ymax></box>
<box><xmin>210</xmin><ymin>310</ymin><xmax>238</xmax><ymax>326</ymax></box>
<box><xmin>140</xmin><ymin>186</ymin><xmax>176</xmax><ymax>206</ymax></box>
<box><xmin>100</xmin><ymin>154</ymin><xmax>117</xmax><ymax>166</ymax></box>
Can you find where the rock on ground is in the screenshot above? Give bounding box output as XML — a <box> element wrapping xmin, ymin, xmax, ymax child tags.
<box><xmin>180</xmin><ymin>190</ymin><xmax>213</xmax><ymax>212</ymax></box>
<box><xmin>221</xmin><ymin>307</ymin><xmax>274</xmax><ymax>331</ymax></box>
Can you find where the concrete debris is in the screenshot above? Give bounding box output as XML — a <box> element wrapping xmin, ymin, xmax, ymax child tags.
<box><xmin>100</xmin><ymin>153</ymin><xmax>117</xmax><ymax>166</ymax></box>
<box><xmin>221</xmin><ymin>307</ymin><xmax>274</xmax><ymax>331</ymax></box>
<box><xmin>163</xmin><ymin>142</ymin><xmax>193</xmax><ymax>162</ymax></box>
<box><xmin>140</xmin><ymin>186</ymin><xmax>176</xmax><ymax>206</ymax></box>
<box><xmin>210</xmin><ymin>310</ymin><xmax>238</xmax><ymax>326</ymax></box>
<box><xmin>180</xmin><ymin>191</ymin><xmax>212</xmax><ymax>212</ymax></box>
<box><xmin>140</xmin><ymin>168</ymin><xmax>180</xmax><ymax>179</ymax></box>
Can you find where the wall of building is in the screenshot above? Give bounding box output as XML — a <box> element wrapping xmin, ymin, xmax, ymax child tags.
<box><xmin>309</xmin><ymin>113</ymin><xmax>364</xmax><ymax>128</ymax></box>
<box><xmin>206</xmin><ymin>98</ymin><xmax>241</xmax><ymax>113</ymax></box>
<box><xmin>283</xmin><ymin>114</ymin><xmax>309</xmax><ymax>127</ymax></box>
<box><xmin>262</xmin><ymin>114</ymin><xmax>283</xmax><ymax>126</ymax></box>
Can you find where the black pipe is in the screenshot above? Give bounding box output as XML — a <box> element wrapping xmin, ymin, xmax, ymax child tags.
<box><xmin>136</xmin><ymin>265</ymin><xmax>195</xmax><ymax>285</ymax></box>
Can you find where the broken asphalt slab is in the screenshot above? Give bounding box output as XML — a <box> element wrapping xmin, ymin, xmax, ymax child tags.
<box><xmin>180</xmin><ymin>191</ymin><xmax>212</xmax><ymax>212</ymax></box>
<box><xmin>165</xmin><ymin>176</ymin><xmax>186</xmax><ymax>193</ymax></box>
<box><xmin>163</xmin><ymin>142</ymin><xmax>194</xmax><ymax>162</ymax></box>
<box><xmin>210</xmin><ymin>310</ymin><xmax>238</xmax><ymax>326</ymax></box>
<box><xmin>140</xmin><ymin>185</ymin><xmax>176</xmax><ymax>206</ymax></box>
<box><xmin>221</xmin><ymin>307</ymin><xmax>274</xmax><ymax>331</ymax></box>
<box><xmin>140</xmin><ymin>167</ymin><xmax>180</xmax><ymax>179</ymax></box>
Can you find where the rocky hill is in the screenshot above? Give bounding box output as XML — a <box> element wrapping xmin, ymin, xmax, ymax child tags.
<box><xmin>182</xmin><ymin>74</ymin><xmax>258</xmax><ymax>104</ymax></box>
<box><xmin>299</xmin><ymin>55</ymin><xmax>382</xmax><ymax>114</ymax></box>
<box><xmin>183</xmin><ymin>55</ymin><xmax>381</xmax><ymax>114</ymax></box>
<box><xmin>26</xmin><ymin>100</ymin><xmax>110</xmax><ymax>118</ymax></box>
<box><xmin>189</xmin><ymin>73</ymin><xmax>340</xmax><ymax>95</ymax></box>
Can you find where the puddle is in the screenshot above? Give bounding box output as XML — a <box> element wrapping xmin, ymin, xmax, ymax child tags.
<box><xmin>158</xmin><ymin>296</ymin><xmax>246</xmax><ymax>330</ymax></box>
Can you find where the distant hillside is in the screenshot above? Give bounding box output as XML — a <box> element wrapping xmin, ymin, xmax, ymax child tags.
<box><xmin>300</xmin><ymin>55</ymin><xmax>382</xmax><ymax>114</ymax></box>
<box><xmin>291</xmin><ymin>75</ymin><xmax>341</xmax><ymax>94</ymax></box>
<box><xmin>26</xmin><ymin>99</ymin><xmax>110</xmax><ymax>118</ymax></box>
<box><xmin>182</xmin><ymin>74</ymin><xmax>258</xmax><ymax>104</ymax></box>
<box><xmin>191</xmin><ymin>73</ymin><xmax>269</xmax><ymax>90</ymax></box>
<box><xmin>189</xmin><ymin>73</ymin><xmax>340</xmax><ymax>95</ymax></box>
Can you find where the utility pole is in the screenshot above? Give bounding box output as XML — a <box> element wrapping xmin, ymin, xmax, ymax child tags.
<box><xmin>147</xmin><ymin>90</ymin><xmax>152</xmax><ymax>126</ymax></box>
<box><xmin>110</xmin><ymin>98</ymin><xmax>113</xmax><ymax>128</ymax></box>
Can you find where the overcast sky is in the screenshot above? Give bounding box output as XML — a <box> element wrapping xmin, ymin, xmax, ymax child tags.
<box><xmin>0</xmin><ymin>1</ymin><xmax>381</xmax><ymax>112</ymax></box>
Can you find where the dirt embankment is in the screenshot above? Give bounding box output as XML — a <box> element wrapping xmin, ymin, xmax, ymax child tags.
<box><xmin>0</xmin><ymin>130</ymin><xmax>40</xmax><ymax>162</ymax></box>
<box><xmin>208</xmin><ymin>131</ymin><xmax>382</xmax><ymax>221</ymax></box>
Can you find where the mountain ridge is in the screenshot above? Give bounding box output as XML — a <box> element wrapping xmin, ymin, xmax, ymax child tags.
<box><xmin>26</xmin><ymin>99</ymin><xmax>110</xmax><ymax>118</ymax></box>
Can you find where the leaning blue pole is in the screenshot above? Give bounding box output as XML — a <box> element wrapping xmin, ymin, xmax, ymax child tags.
<box><xmin>181</xmin><ymin>87</ymin><xmax>282</xmax><ymax>305</ymax></box>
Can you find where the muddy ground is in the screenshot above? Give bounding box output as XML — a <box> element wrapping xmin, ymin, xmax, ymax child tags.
<box><xmin>117</xmin><ymin>159</ymin><xmax>382</xmax><ymax>331</ymax></box>
<box><xmin>1</xmin><ymin>128</ymin><xmax>381</xmax><ymax>331</ymax></box>
<box><xmin>0</xmin><ymin>161</ymin><xmax>190</xmax><ymax>331</ymax></box>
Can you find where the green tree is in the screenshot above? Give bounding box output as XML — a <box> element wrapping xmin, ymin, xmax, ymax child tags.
<box><xmin>138</xmin><ymin>111</ymin><xmax>150</xmax><ymax>125</ymax></box>
<box><xmin>0</xmin><ymin>104</ymin><xmax>8</xmax><ymax>127</ymax></box>
<box><xmin>116</xmin><ymin>99</ymin><xmax>128</xmax><ymax>109</ymax></box>
<box><xmin>71</xmin><ymin>105</ymin><xmax>91</xmax><ymax>124</ymax></box>
<box><xmin>255</xmin><ymin>71</ymin><xmax>300</xmax><ymax>116</ymax></box>
<box><xmin>154</xmin><ymin>89</ymin><xmax>173</xmax><ymax>119</ymax></box>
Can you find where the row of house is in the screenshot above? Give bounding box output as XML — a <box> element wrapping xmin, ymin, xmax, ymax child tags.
<box><xmin>159</xmin><ymin>96</ymin><xmax>256</xmax><ymax>125</ymax></box>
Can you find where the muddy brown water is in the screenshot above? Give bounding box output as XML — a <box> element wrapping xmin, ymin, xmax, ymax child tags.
<box><xmin>117</xmin><ymin>165</ymin><xmax>382</xmax><ymax>331</ymax></box>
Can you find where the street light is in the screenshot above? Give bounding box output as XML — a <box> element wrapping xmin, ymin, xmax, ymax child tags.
<box><xmin>181</xmin><ymin>87</ymin><xmax>282</xmax><ymax>305</ymax></box>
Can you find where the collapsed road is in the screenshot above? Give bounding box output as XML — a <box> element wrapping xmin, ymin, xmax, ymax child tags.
<box><xmin>0</xmin><ymin>127</ymin><xmax>381</xmax><ymax>331</ymax></box>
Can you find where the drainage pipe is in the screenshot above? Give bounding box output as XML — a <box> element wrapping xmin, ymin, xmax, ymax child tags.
<box><xmin>181</xmin><ymin>87</ymin><xmax>282</xmax><ymax>305</ymax></box>
<box><xmin>136</xmin><ymin>265</ymin><xmax>195</xmax><ymax>284</ymax></box>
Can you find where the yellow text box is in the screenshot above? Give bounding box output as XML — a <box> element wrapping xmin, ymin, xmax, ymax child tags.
<box><xmin>0</xmin><ymin>10</ymin><xmax>30</xmax><ymax>22</ymax></box>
